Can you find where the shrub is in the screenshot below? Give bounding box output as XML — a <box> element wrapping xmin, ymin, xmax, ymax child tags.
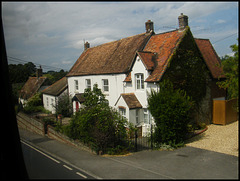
<box><xmin>65</xmin><ymin>84</ymin><xmax>128</xmax><ymax>154</ymax></box>
<box><xmin>147</xmin><ymin>79</ymin><xmax>194</xmax><ymax>148</ymax></box>
<box><xmin>22</xmin><ymin>92</ymin><xmax>48</xmax><ymax>114</ymax></box>
<box><xmin>53</xmin><ymin>92</ymin><xmax>73</xmax><ymax>117</ymax></box>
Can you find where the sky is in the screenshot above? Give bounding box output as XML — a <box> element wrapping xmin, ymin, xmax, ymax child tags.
<box><xmin>2</xmin><ymin>1</ymin><xmax>238</xmax><ymax>72</ymax></box>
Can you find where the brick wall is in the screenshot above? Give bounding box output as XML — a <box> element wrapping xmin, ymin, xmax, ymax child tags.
<box><xmin>17</xmin><ymin>112</ymin><xmax>45</xmax><ymax>136</ymax></box>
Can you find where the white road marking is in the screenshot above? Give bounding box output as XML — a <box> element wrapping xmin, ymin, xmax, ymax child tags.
<box><xmin>76</xmin><ymin>172</ymin><xmax>87</xmax><ymax>178</ymax></box>
<box><xmin>63</xmin><ymin>164</ymin><xmax>73</xmax><ymax>170</ymax></box>
<box><xmin>20</xmin><ymin>139</ymin><xmax>101</xmax><ymax>179</ymax></box>
<box><xmin>21</xmin><ymin>140</ymin><xmax>60</xmax><ymax>164</ymax></box>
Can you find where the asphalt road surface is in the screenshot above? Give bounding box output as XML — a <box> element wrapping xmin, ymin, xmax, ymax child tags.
<box><xmin>21</xmin><ymin>140</ymin><xmax>94</xmax><ymax>179</ymax></box>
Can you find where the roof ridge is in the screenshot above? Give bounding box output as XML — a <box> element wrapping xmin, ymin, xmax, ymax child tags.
<box><xmin>86</xmin><ymin>32</ymin><xmax>147</xmax><ymax>50</ymax></box>
<box><xmin>153</xmin><ymin>29</ymin><xmax>179</xmax><ymax>36</ymax></box>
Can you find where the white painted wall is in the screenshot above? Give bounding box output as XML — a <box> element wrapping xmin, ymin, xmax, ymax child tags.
<box><xmin>124</xmin><ymin>56</ymin><xmax>159</xmax><ymax>108</ymax></box>
<box><xmin>67</xmin><ymin>74</ymin><xmax>126</xmax><ymax>107</ymax></box>
<box><xmin>43</xmin><ymin>89</ymin><xmax>68</xmax><ymax>114</ymax></box>
<box><xmin>67</xmin><ymin>55</ymin><xmax>159</xmax><ymax>136</ymax></box>
<box><xmin>43</xmin><ymin>94</ymin><xmax>57</xmax><ymax>114</ymax></box>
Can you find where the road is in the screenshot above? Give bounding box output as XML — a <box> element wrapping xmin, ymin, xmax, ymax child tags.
<box><xmin>19</xmin><ymin>127</ymin><xmax>238</xmax><ymax>179</ymax></box>
<box><xmin>21</xmin><ymin>140</ymin><xmax>94</xmax><ymax>179</ymax></box>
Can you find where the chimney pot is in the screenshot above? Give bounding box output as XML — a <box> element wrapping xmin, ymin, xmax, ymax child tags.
<box><xmin>84</xmin><ymin>41</ymin><xmax>90</xmax><ymax>51</ymax></box>
<box><xmin>145</xmin><ymin>20</ymin><xmax>154</xmax><ymax>33</ymax></box>
<box><xmin>178</xmin><ymin>13</ymin><xmax>188</xmax><ymax>31</ymax></box>
<box><xmin>36</xmin><ymin>66</ymin><xmax>43</xmax><ymax>78</ymax></box>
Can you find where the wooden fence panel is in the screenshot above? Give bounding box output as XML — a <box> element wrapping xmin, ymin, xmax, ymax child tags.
<box><xmin>212</xmin><ymin>99</ymin><xmax>238</xmax><ymax>125</ymax></box>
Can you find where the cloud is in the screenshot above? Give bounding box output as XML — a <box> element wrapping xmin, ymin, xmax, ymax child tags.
<box><xmin>62</xmin><ymin>60</ymin><xmax>73</xmax><ymax>65</ymax></box>
<box><xmin>216</xmin><ymin>19</ymin><xmax>226</xmax><ymax>24</ymax></box>
<box><xmin>2</xmin><ymin>2</ymin><xmax>238</xmax><ymax>70</ymax></box>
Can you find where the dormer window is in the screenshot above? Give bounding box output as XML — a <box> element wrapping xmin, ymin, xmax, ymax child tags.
<box><xmin>135</xmin><ymin>73</ymin><xmax>144</xmax><ymax>90</ymax></box>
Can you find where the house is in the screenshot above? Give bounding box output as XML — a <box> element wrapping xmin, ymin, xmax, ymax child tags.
<box><xmin>66</xmin><ymin>14</ymin><xmax>226</xmax><ymax>136</ymax></box>
<box><xmin>19</xmin><ymin>66</ymin><xmax>48</xmax><ymax>106</ymax></box>
<box><xmin>42</xmin><ymin>77</ymin><xmax>68</xmax><ymax>114</ymax></box>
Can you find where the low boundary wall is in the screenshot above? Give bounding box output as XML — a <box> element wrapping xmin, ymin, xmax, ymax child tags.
<box><xmin>47</xmin><ymin>125</ymin><xmax>96</xmax><ymax>154</ymax></box>
<box><xmin>17</xmin><ymin>112</ymin><xmax>96</xmax><ymax>154</ymax></box>
<box><xmin>17</xmin><ymin>112</ymin><xmax>45</xmax><ymax>136</ymax></box>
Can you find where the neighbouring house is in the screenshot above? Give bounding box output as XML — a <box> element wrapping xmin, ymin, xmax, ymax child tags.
<box><xmin>66</xmin><ymin>14</ymin><xmax>226</xmax><ymax>136</ymax></box>
<box><xmin>42</xmin><ymin>77</ymin><xmax>68</xmax><ymax>114</ymax></box>
<box><xmin>19</xmin><ymin>66</ymin><xmax>48</xmax><ymax>106</ymax></box>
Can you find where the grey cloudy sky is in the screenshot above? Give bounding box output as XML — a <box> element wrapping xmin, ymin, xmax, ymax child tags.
<box><xmin>2</xmin><ymin>1</ymin><xmax>238</xmax><ymax>71</ymax></box>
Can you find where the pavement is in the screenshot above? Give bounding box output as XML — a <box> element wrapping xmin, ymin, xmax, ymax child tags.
<box><xmin>18</xmin><ymin>127</ymin><xmax>238</xmax><ymax>179</ymax></box>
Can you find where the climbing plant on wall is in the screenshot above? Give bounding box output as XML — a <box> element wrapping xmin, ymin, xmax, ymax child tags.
<box><xmin>162</xmin><ymin>27</ymin><xmax>210</xmax><ymax>108</ymax></box>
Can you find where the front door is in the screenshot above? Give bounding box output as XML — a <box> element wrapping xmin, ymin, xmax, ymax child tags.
<box><xmin>75</xmin><ymin>101</ymin><xmax>79</xmax><ymax>112</ymax></box>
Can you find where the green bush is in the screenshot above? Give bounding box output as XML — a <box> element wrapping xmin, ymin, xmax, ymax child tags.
<box><xmin>147</xmin><ymin>80</ymin><xmax>194</xmax><ymax>148</ymax></box>
<box><xmin>65</xmin><ymin>84</ymin><xmax>128</xmax><ymax>154</ymax></box>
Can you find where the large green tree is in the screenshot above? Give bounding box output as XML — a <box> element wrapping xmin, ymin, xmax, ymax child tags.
<box><xmin>218</xmin><ymin>42</ymin><xmax>238</xmax><ymax>100</ymax></box>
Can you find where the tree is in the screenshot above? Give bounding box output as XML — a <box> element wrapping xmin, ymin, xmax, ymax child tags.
<box><xmin>54</xmin><ymin>92</ymin><xmax>73</xmax><ymax>117</ymax></box>
<box><xmin>217</xmin><ymin>42</ymin><xmax>239</xmax><ymax>100</ymax></box>
<box><xmin>66</xmin><ymin>84</ymin><xmax>128</xmax><ymax>154</ymax></box>
<box><xmin>147</xmin><ymin>80</ymin><xmax>194</xmax><ymax>148</ymax></box>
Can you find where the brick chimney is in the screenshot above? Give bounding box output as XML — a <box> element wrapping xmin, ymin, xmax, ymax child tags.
<box><xmin>36</xmin><ymin>66</ymin><xmax>43</xmax><ymax>78</ymax></box>
<box><xmin>178</xmin><ymin>13</ymin><xmax>188</xmax><ymax>31</ymax></box>
<box><xmin>84</xmin><ymin>41</ymin><xmax>90</xmax><ymax>51</ymax></box>
<box><xmin>145</xmin><ymin>20</ymin><xmax>154</xmax><ymax>33</ymax></box>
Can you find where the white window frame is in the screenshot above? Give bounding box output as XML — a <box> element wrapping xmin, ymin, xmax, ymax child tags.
<box><xmin>85</xmin><ymin>79</ymin><xmax>91</xmax><ymax>89</ymax></box>
<box><xmin>119</xmin><ymin>108</ymin><xmax>126</xmax><ymax>119</ymax></box>
<box><xmin>51</xmin><ymin>98</ymin><xmax>54</xmax><ymax>107</ymax></box>
<box><xmin>144</xmin><ymin>108</ymin><xmax>149</xmax><ymax>124</ymax></box>
<box><xmin>46</xmin><ymin>97</ymin><xmax>49</xmax><ymax>107</ymax></box>
<box><xmin>102</xmin><ymin>79</ymin><xmax>109</xmax><ymax>92</ymax></box>
<box><xmin>74</xmin><ymin>80</ymin><xmax>79</xmax><ymax>91</ymax></box>
<box><xmin>136</xmin><ymin>109</ymin><xmax>139</xmax><ymax>124</ymax></box>
<box><xmin>135</xmin><ymin>73</ymin><xmax>144</xmax><ymax>90</ymax></box>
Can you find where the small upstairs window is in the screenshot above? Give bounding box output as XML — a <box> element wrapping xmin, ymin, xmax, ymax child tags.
<box><xmin>74</xmin><ymin>80</ymin><xmax>79</xmax><ymax>91</ymax></box>
<box><xmin>85</xmin><ymin>79</ymin><xmax>91</xmax><ymax>89</ymax></box>
<box><xmin>102</xmin><ymin>79</ymin><xmax>109</xmax><ymax>92</ymax></box>
<box><xmin>135</xmin><ymin>73</ymin><xmax>144</xmax><ymax>90</ymax></box>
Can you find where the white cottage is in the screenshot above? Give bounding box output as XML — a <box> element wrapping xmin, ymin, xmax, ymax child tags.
<box><xmin>42</xmin><ymin>77</ymin><xmax>68</xmax><ymax>114</ymax></box>
<box><xmin>66</xmin><ymin>14</ymin><xmax>226</xmax><ymax>136</ymax></box>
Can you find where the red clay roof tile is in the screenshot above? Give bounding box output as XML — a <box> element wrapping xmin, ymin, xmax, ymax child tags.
<box><xmin>195</xmin><ymin>38</ymin><xmax>225</xmax><ymax>79</ymax></box>
<box><xmin>67</xmin><ymin>33</ymin><xmax>151</xmax><ymax>76</ymax></box>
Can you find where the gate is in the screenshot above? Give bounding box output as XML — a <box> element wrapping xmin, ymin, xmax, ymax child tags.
<box><xmin>127</xmin><ymin>125</ymin><xmax>153</xmax><ymax>152</ymax></box>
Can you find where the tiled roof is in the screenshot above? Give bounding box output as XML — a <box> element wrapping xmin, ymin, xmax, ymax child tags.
<box><xmin>19</xmin><ymin>77</ymin><xmax>47</xmax><ymax>100</ymax></box>
<box><xmin>72</xmin><ymin>93</ymin><xmax>85</xmax><ymax>103</ymax></box>
<box><xmin>124</xmin><ymin>72</ymin><xmax>132</xmax><ymax>82</ymax></box>
<box><xmin>67</xmin><ymin>26</ymin><xmax>224</xmax><ymax>82</ymax></box>
<box><xmin>121</xmin><ymin>93</ymin><xmax>142</xmax><ymax>109</ymax></box>
<box><xmin>137</xmin><ymin>51</ymin><xmax>156</xmax><ymax>70</ymax></box>
<box><xmin>144</xmin><ymin>29</ymin><xmax>185</xmax><ymax>82</ymax></box>
<box><xmin>195</xmin><ymin>38</ymin><xmax>225</xmax><ymax>79</ymax></box>
<box><xmin>42</xmin><ymin>77</ymin><xmax>68</xmax><ymax>96</ymax></box>
<box><xmin>67</xmin><ymin>33</ymin><xmax>151</xmax><ymax>76</ymax></box>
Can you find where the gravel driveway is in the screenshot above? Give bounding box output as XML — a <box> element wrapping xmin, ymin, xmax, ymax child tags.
<box><xmin>186</xmin><ymin>121</ymin><xmax>238</xmax><ymax>157</ymax></box>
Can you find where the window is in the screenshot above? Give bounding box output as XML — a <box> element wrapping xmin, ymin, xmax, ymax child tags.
<box><xmin>74</xmin><ymin>80</ymin><xmax>79</xmax><ymax>91</ymax></box>
<box><xmin>51</xmin><ymin>98</ymin><xmax>54</xmax><ymax>106</ymax></box>
<box><xmin>46</xmin><ymin>97</ymin><xmax>49</xmax><ymax>107</ymax></box>
<box><xmin>102</xmin><ymin>79</ymin><xmax>109</xmax><ymax>92</ymax></box>
<box><xmin>144</xmin><ymin>109</ymin><xmax>149</xmax><ymax>124</ymax></box>
<box><xmin>136</xmin><ymin>109</ymin><xmax>139</xmax><ymax>124</ymax></box>
<box><xmin>119</xmin><ymin>108</ymin><xmax>126</xmax><ymax>119</ymax></box>
<box><xmin>85</xmin><ymin>79</ymin><xmax>91</xmax><ymax>89</ymax></box>
<box><xmin>135</xmin><ymin>73</ymin><xmax>144</xmax><ymax>90</ymax></box>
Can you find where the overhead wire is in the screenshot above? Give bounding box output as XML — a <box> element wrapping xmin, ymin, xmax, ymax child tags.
<box><xmin>7</xmin><ymin>56</ymin><xmax>68</xmax><ymax>72</ymax></box>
